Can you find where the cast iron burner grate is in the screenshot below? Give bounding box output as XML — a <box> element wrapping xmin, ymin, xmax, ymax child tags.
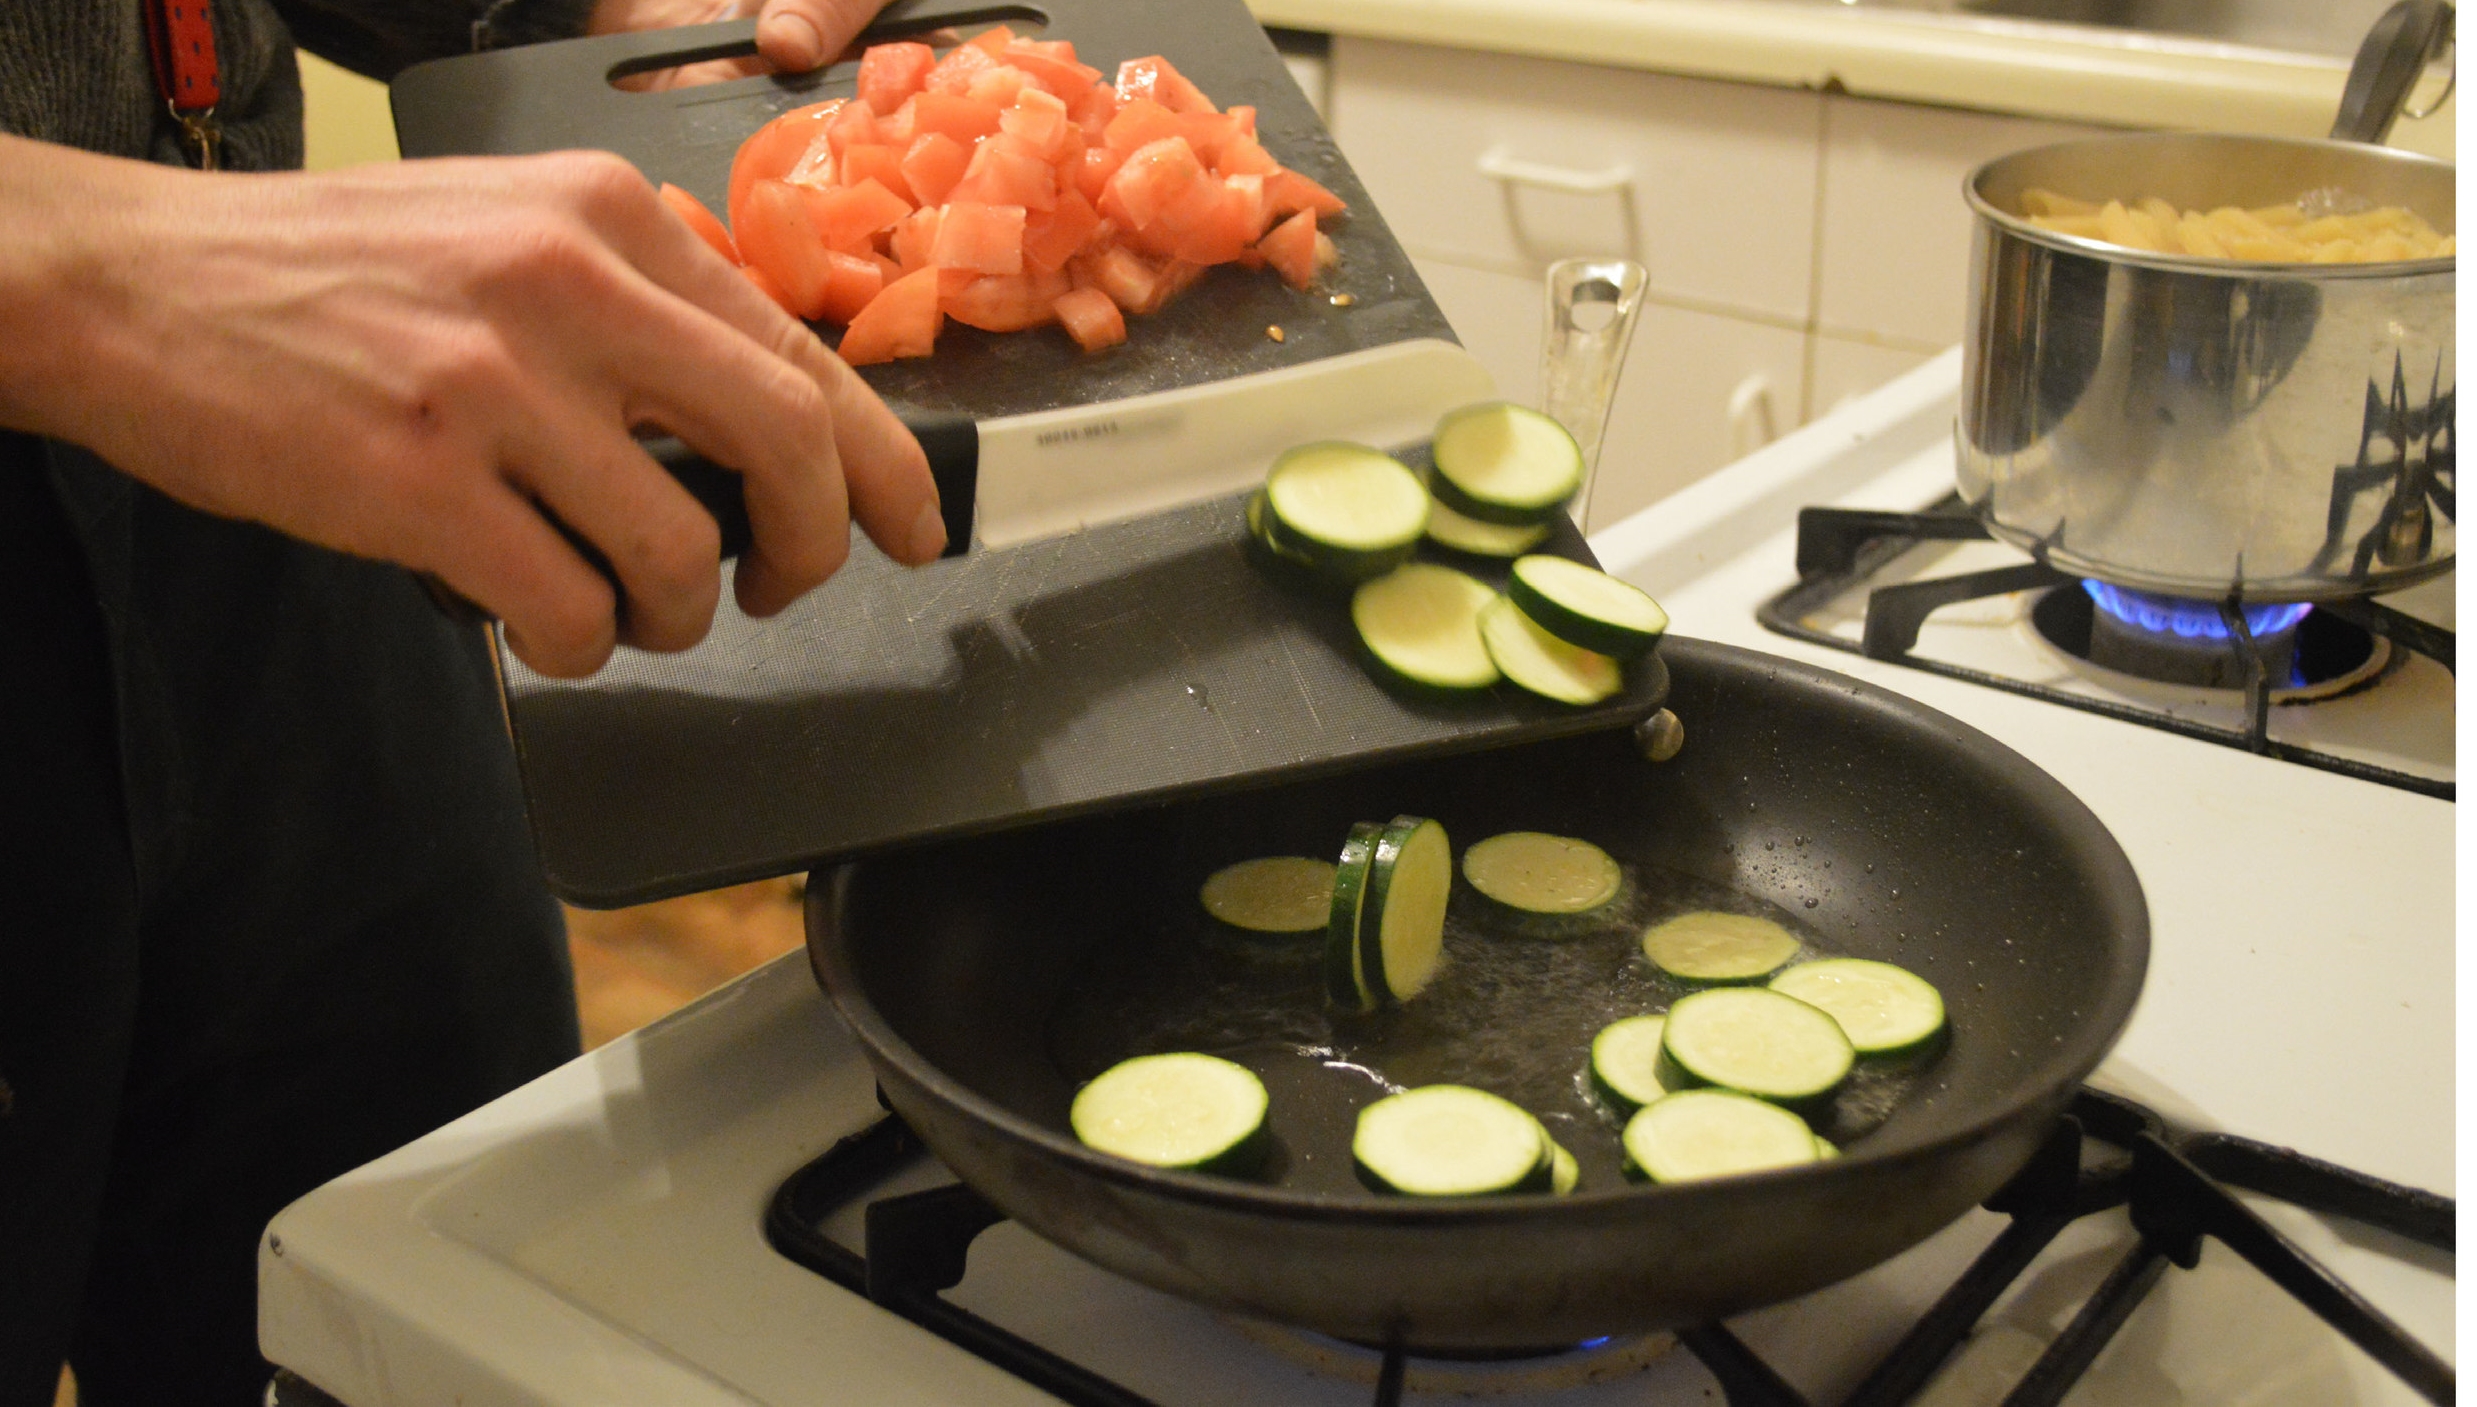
<box><xmin>757</xmin><ymin>1088</ymin><xmax>2454</xmax><ymax>1407</ymax></box>
<box><xmin>1755</xmin><ymin>504</ymin><xmax>2454</xmax><ymax>801</ymax></box>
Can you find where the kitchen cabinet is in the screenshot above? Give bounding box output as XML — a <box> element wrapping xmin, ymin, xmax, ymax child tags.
<box><xmin>1324</xmin><ymin>35</ymin><xmax>2123</xmax><ymax>528</ymax></box>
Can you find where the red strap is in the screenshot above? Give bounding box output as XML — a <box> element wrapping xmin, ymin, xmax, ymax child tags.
<box><xmin>143</xmin><ymin>0</ymin><xmax>221</xmax><ymax>114</ymax></box>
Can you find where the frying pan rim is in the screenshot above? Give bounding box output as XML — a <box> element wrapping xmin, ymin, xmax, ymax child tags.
<box><xmin>809</xmin><ymin>636</ymin><xmax>2151</xmax><ymax>1221</ymax></box>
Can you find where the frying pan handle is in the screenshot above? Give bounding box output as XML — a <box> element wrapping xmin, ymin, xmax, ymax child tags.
<box><xmin>2331</xmin><ymin>0</ymin><xmax>2454</xmax><ymax>145</ymax></box>
<box><xmin>412</xmin><ymin>413</ymin><xmax>978</xmax><ymax>627</ymax></box>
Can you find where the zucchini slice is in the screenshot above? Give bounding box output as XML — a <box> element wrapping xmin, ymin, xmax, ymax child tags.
<box><xmin>1505</xmin><ymin>556</ymin><xmax>1669</xmax><ymax>660</ymax></box>
<box><xmin>1546</xmin><ymin>1134</ymin><xmax>1581</xmax><ymax>1195</ymax></box>
<box><xmin>1071</xmin><ymin>1052</ymin><xmax>1270</xmax><ymax>1175</ymax></box>
<box><xmin>1813</xmin><ymin>1134</ymin><xmax>1841</xmax><ymax>1160</ymax></box>
<box><xmin>1351</xmin><ymin>564</ymin><xmax>1501</xmax><ymax>693</ymax></box>
<box><xmin>1200</xmin><ymin>856</ymin><xmax>1337</xmax><ymax>934</ymax></box>
<box><xmin>1462</xmin><ymin>830</ymin><xmax>1621</xmax><ymax>914</ymax></box>
<box><xmin>1641</xmin><ymin>911</ymin><xmax>1802</xmax><ymax>985</ymax></box>
<box><xmin>1770</xmin><ymin>958</ymin><xmax>1948</xmax><ymax>1058</ymax></box>
<box><xmin>1354</xmin><ymin>1085</ymin><xmax>1550</xmax><ymax>1196</ymax></box>
<box><xmin>1660</xmin><ymin>986</ymin><xmax>1854</xmax><ymax>1109</ymax></box>
<box><xmin>1478</xmin><ymin>596</ymin><xmax>1623</xmax><ymax>706</ymax></box>
<box><xmin>1359</xmin><ymin>816</ymin><xmax>1451</xmax><ymax>1004</ymax></box>
<box><xmin>1325</xmin><ymin>823</ymin><xmax>1383</xmax><ymax>1011</ymax></box>
<box><xmin>1621</xmin><ymin>1088</ymin><xmax>1821</xmax><ymax>1184</ymax></box>
<box><xmin>1429</xmin><ymin>403</ymin><xmax>1585</xmax><ymax>526</ymax></box>
<box><xmin>1424</xmin><ymin>495</ymin><xmax>1553</xmax><ymax>558</ymax></box>
<box><xmin>1588</xmin><ymin>1013</ymin><xmax>1673</xmax><ymax>1114</ymax></box>
<box><xmin>1262</xmin><ymin>442</ymin><xmax>1429</xmax><ymax>582</ymax></box>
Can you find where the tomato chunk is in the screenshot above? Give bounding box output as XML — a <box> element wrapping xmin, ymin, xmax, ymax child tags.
<box><xmin>838</xmin><ymin>144</ymin><xmax>914</xmax><ymax>205</ymax></box>
<box><xmin>1258</xmin><ymin>208</ymin><xmax>1319</xmax><ymax>290</ymax></box>
<box><xmin>838</xmin><ymin>267</ymin><xmax>943</xmax><ymax>365</ymax></box>
<box><xmin>1115</xmin><ymin>56</ymin><xmax>1214</xmax><ymax>115</ymax></box>
<box><xmin>857</xmin><ymin>42</ymin><xmax>935</xmax><ymax>111</ymax></box>
<box><xmin>1267</xmin><ymin>169</ymin><xmax>1347</xmax><ymax>220</ymax></box>
<box><xmin>797</xmin><ymin>178</ymin><xmax>914</xmax><ymax>253</ymax></box>
<box><xmin>908</xmin><ymin>91</ymin><xmax>1004</xmax><ymax>147</ymax></box>
<box><xmin>728</xmin><ymin>99</ymin><xmax>843</xmax><ymax>234</ymax></box>
<box><xmin>900</xmin><ymin>132</ymin><xmax>972</xmax><ymax>208</ymax></box>
<box><xmin>889</xmin><ymin>204</ymin><xmax>943</xmax><ymax>272</ymax></box>
<box><xmin>1053</xmin><ymin>285</ymin><xmax>1126</xmax><ymax>352</ymax></box>
<box><xmin>931</xmin><ymin>200</ymin><xmax>1027</xmax><ymax>276</ymax></box>
<box><xmin>942</xmin><ymin>267</ymin><xmax>1068</xmax><ymax>332</ymax></box>
<box><xmin>1103</xmin><ymin>136</ymin><xmax>1206</xmax><ymax>229</ymax></box>
<box><xmin>740</xmin><ymin>261</ymin><xmax>796</xmax><ymax>315</ymax></box>
<box><xmin>1022</xmin><ymin>188</ymin><xmax>1102</xmax><ymax>273</ymax></box>
<box><xmin>659</xmin><ymin>182</ymin><xmax>738</xmax><ymax>263</ymax></box>
<box><xmin>815</xmin><ymin>248</ymin><xmax>886</xmax><ymax>325</ymax></box>
<box><xmin>737</xmin><ymin>180</ymin><xmax>838</xmax><ymax>318</ymax></box>
<box><xmin>949</xmin><ymin>133</ymin><xmax>1057</xmax><ymax>212</ymax></box>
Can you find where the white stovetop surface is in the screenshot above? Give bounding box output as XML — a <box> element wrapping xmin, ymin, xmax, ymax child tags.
<box><xmin>260</xmin><ymin>351</ymin><xmax>2454</xmax><ymax>1407</ymax></box>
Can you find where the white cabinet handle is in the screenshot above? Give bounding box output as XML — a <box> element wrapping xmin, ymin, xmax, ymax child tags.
<box><xmin>1474</xmin><ymin>146</ymin><xmax>1641</xmax><ymax>263</ymax></box>
<box><xmin>1476</xmin><ymin>146</ymin><xmax>1633</xmax><ymax>194</ymax></box>
<box><xmin>1727</xmin><ymin>374</ymin><xmax>1780</xmax><ymax>461</ymax></box>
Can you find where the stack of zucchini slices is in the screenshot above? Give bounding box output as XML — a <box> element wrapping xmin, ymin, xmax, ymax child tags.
<box><xmin>1326</xmin><ymin>816</ymin><xmax>1452</xmax><ymax>1012</ymax></box>
<box><xmin>1244</xmin><ymin>402</ymin><xmax>1669</xmax><ymax>708</ymax></box>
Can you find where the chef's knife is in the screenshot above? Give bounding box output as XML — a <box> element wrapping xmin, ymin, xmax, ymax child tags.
<box><xmin>423</xmin><ymin>337</ymin><xmax>1494</xmax><ymax>623</ymax></box>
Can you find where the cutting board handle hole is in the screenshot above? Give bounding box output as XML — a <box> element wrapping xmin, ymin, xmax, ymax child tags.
<box><xmin>600</xmin><ymin>7</ymin><xmax>1050</xmax><ymax>92</ymax></box>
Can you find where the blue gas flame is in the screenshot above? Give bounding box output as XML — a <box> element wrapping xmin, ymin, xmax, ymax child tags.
<box><xmin>2082</xmin><ymin>580</ymin><xmax>2312</xmax><ymax>641</ymax></box>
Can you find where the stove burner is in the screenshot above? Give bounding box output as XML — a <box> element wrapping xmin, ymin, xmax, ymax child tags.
<box><xmin>2080</xmin><ymin>581</ymin><xmax>2313</xmax><ymax>642</ymax></box>
<box><xmin>2032</xmin><ymin>585</ymin><xmax>2380</xmax><ymax>694</ymax></box>
<box><xmin>1227</xmin><ymin>1320</ymin><xmax>1673</xmax><ymax>1394</ymax></box>
<box><xmin>762</xmin><ymin>1091</ymin><xmax>2454</xmax><ymax>1407</ymax></box>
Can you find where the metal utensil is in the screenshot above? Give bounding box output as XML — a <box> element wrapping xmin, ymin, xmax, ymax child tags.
<box><xmin>1540</xmin><ymin>258</ymin><xmax>1648</xmax><ymax>526</ymax></box>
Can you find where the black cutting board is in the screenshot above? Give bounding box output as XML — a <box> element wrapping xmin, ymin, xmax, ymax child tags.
<box><xmin>395</xmin><ymin>0</ymin><xmax>1666</xmax><ymax>906</ymax></box>
<box><xmin>390</xmin><ymin>0</ymin><xmax>1452</xmax><ymax>419</ymax></box>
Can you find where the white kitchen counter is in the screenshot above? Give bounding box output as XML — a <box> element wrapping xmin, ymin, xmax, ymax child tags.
<box><xmin>1247</xmin><ymin>0</ymin><xmax>2456</xmax><ymax>160</ymax></box>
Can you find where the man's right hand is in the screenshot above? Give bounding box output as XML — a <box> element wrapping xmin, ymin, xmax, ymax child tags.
<box><xmin>0</xmin><ymin>133</ymin><xmax>944</xmax><ymax>677</ymax></box>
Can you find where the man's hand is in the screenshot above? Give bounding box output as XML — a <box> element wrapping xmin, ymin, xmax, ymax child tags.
<box><xmin>588</xmin><ymin>0</ymin><xmax>892</xmax><ymax>86</ymax></box>
<box><xmin>0</xmin><ymin>134</ymin><xmax>944</xmax><ymax>677</ymax></box>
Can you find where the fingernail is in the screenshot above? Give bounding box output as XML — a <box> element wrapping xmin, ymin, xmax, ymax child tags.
<box><xmin>760</xmin><ymin>12</ymin><xmax>822</xmax><ymax>70</ymax></box>
<box><xmin>907</xmin><ymin>499</ymin><xmax>948</xmax><ymax>563</ymax></box>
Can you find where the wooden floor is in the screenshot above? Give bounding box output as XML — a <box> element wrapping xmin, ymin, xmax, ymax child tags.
<box><xmin>52</xmin><ymin>878</ymin><xmax>810</xmax><ymax>1405</ymax></box>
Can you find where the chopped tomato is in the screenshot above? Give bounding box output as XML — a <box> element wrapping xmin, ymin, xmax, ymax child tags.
<box><xmin>1102</xmin><ymin>98</ymin><xmax>1185</xmax><ymax>155</ymax></box>
<box><xmin>949</xmin><ymin>133</ymin><xmax>1057</xmax><ymax>212</ymax></box>
<box><xmin>857</xmin><ymin>41</ymin><xmax>935</xmax><ymax>112</ymax></box>
<box><xmin>728</xmin><ymin>35</ymin><xmax>1347</xmax><ymax>358</ymax></box>
<box><xmin>942</xmin><ymin>268</ymin><xmax>1069</xmax><ymax>332</ymax></box>
<box><xmin>889</xmin><ymin>204</ymin><xmax>943</xmax><ymax>272</ymax></box>
<box><xmin>826</xmin><ymin>99</ymin><xmax>879</xmax><ymax>159</ymax></box>
<box><xmin>659</xmin><ymin>182</ymin><xmax>738</xmax><ymax>263</ymax></box>
<box><xmin>838</xmin><ymin>144</ymin><xmax>915</xmax><ymax>205</ymax></box>
<box><xmin>1258</xmin><ymin>208</ymin><xmax>1319</xmax><ymax>290</ymax></box>
<box><xmin>1267</xmin><ymin>169</ymin><xmax>1347</xmax><ymax>220</ymax></box>
<box><xmin>899</xmin><ymin>132</ymin><xmax>971</xmax><ymax>208</ymax></box>
<box><xmin>931</xmin><ymin>200</ymin><xmax>1027</xmax><ymax>275</ymax></box>
<box><xmin>1077</xmin><ymin>145</ymin><xmax>1127</xmax><ymax>204</ymax></box>
<box><xmin>1022</xmin><ymin>189</ymin><xmax>1102</xmax><ymax>272</ymax></box>
<box><xmin>737</xmin><ymin>180</ymin><xmax>839</xmax><ymax>319</ymax></box>
<box><xmin>838</xmin><ymin>266</ymin><xmax>943</xmax><ymax>365</ymax></box>
<box><xmin>815</xmin><ymin>248</ymin><xmax>885</xmax><ymax>325</ymax></box>
<box><xmin>908</xmin><ymin>91</ymin><xmax>1004</xmax><ymax>147</ymax></box>
<box><xmin>1053</xmin><ymin>285</ymin><xmax>1126</xmax><ymax>352</ymax></box>
<box><xmin>925</xmin><ymin>42</ymin><xmax>997</xmax><ymax>96</ymax></box>
<box><xmin>1115</xmin><ymin>56</ymin><xmax>1214</xmax><ymax>115</ymax></box>
<box><xmin>1103</xmin><ymin>136</ymin><xmax>1206</xmax><ymax>229</ymax></box>
<box><xmin>797</xmin><ymin>178</ymin><xmax>913</xmax><ymax>253</ymax></box>
<box><xmin>728</xmin><ymin>99</ymin><xmax>843</xmax><ymax>233</ymax></box>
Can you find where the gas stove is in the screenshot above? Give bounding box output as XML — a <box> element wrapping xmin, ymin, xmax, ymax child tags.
<box><xmin>259</xmin><ymin>350</ymin><xmax>2454</xmax><ymax>1406</ymax></box>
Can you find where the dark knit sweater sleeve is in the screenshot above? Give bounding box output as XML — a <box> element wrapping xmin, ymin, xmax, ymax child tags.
<box><xmin>275</xmin><ymin>0</ymin><xmax>600</xmax><ymax>81</ymax></box>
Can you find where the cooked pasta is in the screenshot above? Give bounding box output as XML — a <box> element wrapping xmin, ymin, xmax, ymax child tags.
<box><xmin>2020</xmin><ymin>187</ymin><xmax>2451</xmax><ymax>263</ymax></box>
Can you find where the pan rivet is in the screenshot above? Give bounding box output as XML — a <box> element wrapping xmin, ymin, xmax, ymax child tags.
<box><xmin>1635</xmin><ymin>708</ymin><xmax>1685</xmax><ymax>762</ymax></box>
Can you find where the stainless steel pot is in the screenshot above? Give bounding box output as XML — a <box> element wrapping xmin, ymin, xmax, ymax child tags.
<box><xmin>1957</xmin><ymin>4</ymin><xmax>2455</xmax><ymax>602</ymax></box>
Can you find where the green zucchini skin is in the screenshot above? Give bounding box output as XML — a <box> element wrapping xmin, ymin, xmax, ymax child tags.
<box><xmin>1261</xmin><ymin>441</ymin><xmax>1430</xmax><ymax>580</ymax></box>
<box><xmin>1356</xmin><ymin>816</ymin><xmax>1451</xmax><ymax>1006</ymax></box>
<box><xmin>1428</xmin><ymin>403</ymin><xmax>1585</xmax><ymax>527</ymax></box>
<box><xmin>1504</xmin><ymin>556</ymin><xmax>1669</xmax><ymax>660</ymax></box>
<box><xmin>1070</xmin><ymin>1053</ymin><xmax>1273</xmax><ymax>1177</ymax></box>
<box><xmin>1424</xmin><ymin>495</ymin><xmax>1554</xmax><ymax>559</ymax></box>
<box><xmin>1657</xmin><ymin>987</ymin><xmax>1854</xmax><ymax>1118</ymax></box>
<box><xmin>1325</xmin><ymin>823</ymin><xmax>1383</xmax><ymax>1011</ymax></box>
<box><xmin>1351</xmin><ymin>1085</ymin><xmax>1553</xmax><ymax>1197</ymax></box>
<box><xmin>1350</xmin><ymin>564</ymin><xmax>1501</xmax><ymax>697</ymax></box>
<box><xmin>1478</xmin><ymin>596</ymin><xmax>1624</xmax><ymax>706</ymax></box>
<box><xmin>1769</xmin><ymin>957</ymin><xmax>1949</xmax><ymax>1060</ymax></box>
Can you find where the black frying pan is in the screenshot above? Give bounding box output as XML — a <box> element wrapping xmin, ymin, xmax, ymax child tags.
<box><xmin>805</xmin><ymin>636</ymin><xmax>2149</xmax><ymax>1349</ymax></box>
